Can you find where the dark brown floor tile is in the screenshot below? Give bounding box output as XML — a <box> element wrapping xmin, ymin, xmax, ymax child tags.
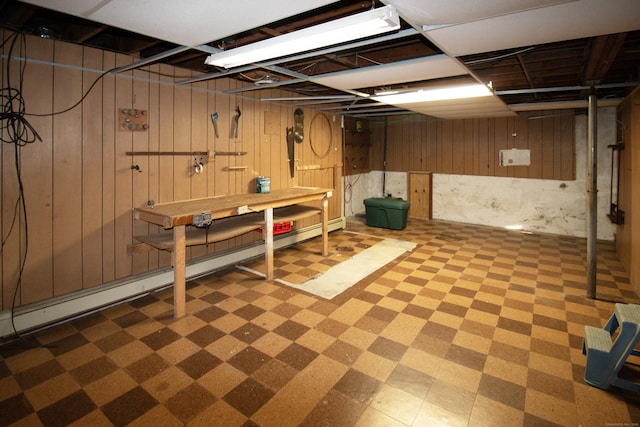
<box><xmin>277</xmin><ymin>343</ymin><xmax>319</xmax><ymax>371</ymax></box>
<box><xmin>445</xmin><ymin>344</ymin><xmax>487</xmax><ymax>371</ymax></box>
<box><xmin>272</xmin><ymin>302</ymin><xmax>304</xmax><ymax>318</ymax></box>
<box><xmin>523</xmin><ymin>412</ymin><xmax>565</xmax><ymax>427</ymax></box>
<box><xmin>497</xmin><ymin>316</ymin><xmax>532</xmax><ymax>336</ymax></box>
<box><xmin>193</xmin><ymin>305</ymin><xmax>227</xmax><ymax>323</ymax></box>
<box><xmin>178</xmin><ymin>349</ymin><xmax>223</xmax><ymax>379</ymax></box>
<box><xmin>200</xmin><ymin>291</ymin><xmax>228</xmax><ymax>305</ymax></box>
<box><xmin>71</xmin><ymin>356</ymin><xmax>118</xmax><ymax>386</ymax></box>
<box><xmin>402</xmin><ymin>304</ymin><xmax>434</xmax><ymax>320</ymax></box>
<box><xmin>95</xmin><ymin>330</ymin><xmax>135</xmax><ymax>353</ymax></box>
<box><xmin>460</xmin><ymin>319</ymin><xmax>495</xmax><ymax>340</ymax></box>
<box><xmin>165</xmin><ymin>382</ymin><xmax>217</xmax><ymax>423</ymax></box>
<box><xmin>140</xmin><ymin>327</ymin><xmax>181</xmax><ymax>351</ymax></box>
<box><xmin>14</xmin><ymin>359</ymin><xmax>65</xmax><ymax>390</ymax></box>
<box><xmin>354</xmin><ymin>315</ymin><xmax>388</xmax><ymax>335</ymax></box>
<box><xmin>101</xmin><ymin>386</ymin><xmax>157</xmax><ymax>426</ymax></box>
<box><xmin>368</xmin><ymin>337</ymin><xmax>407</xmax><ymax>362</ymax></box>
<box><xmin>316</xmin><ymin>318</ymin><xmax>350</xmax><ymax>338</ymax></box>
<box><xmin>301</xmin><ymin>388</ymin><xmax>366</xmax><ymax>427</ymax></box>
<box><xmin>227</xmin><ymin>347</ymin><xmax>271</xmax><ymax>375</ymax></box>
<box><xmin>71</xmin><ymin>312</ymin><xmax>108</xmax><ymax>330</ymax></box>
<box><xmin>233</xmin><ymin>304</ymin><xmax>266</xmax><ymax>321</ymax></box>
<box><xmin>437</xmin><ymin>301</ymin><xmax>469</xmax><ymax>317</ymax></box>
<box><xmin>230</xmin><ymin>323</ymin><xmax>269</xmax><ymax>344</ymax></box>
<box><xmin>223</xmin><ymin>377</ymin><xmax>275</xmax><ymax>417</ymax></box>
<box><xmin>366</xmin><ymin>305</ymin><xmax>399</xmax><ymax>323</ymax></box>
<box><xmin>323</xmin><ymin>340</ymin><xmax>362</xmax><ymax>366</ymax></box>
<box><xmin>186</xmin><ymin>324</ymin><xmax>226</xmax><ymax>348</ymax></box>
<box><xmin>527</xmin><ymin>369</ymin><xmax>575</xmax><ymax>402</ymax></box>
<box><xmin>253</xmin><ymin>358</ymin><xmax>298</xmax><ymax>391</ymax></box>
<box><xmin>471</xmin><ymin>299</ymin><xmax>502</xmax><ymax>316</ymax></box>
<box><xmin>532</xmin><ymin>314</ymin><xmax>568</xmax><ymax>332</ymax></box>
<box><xmin>273</xmin><ymin>319</ymin><xmax>309</xmax><ymax>341</ymax></box>
<box><xmin>47</xmin><ymin>333</ymin><xmax>90</xmax><ymax>357</ymax></box>
<box><xmin>125</xmin><ymin>353</ymin><xmax>170</xmax><ymax>383</ymax></box>
<box><xmin>421</xmin><ymin>321</ymin><xmax>457</xmax><ymax>342</ymax></box>
<box><xmin>1</xmin><ymin>394</ymin><xmax>34</xmax><ymax>425</ymax></box>
<box><xmin>334</xmin><ymin>368</ymin><xmax>382</xmax><ymax>404</ymax></box>
<box><xmin>530</xmin><ymin>337</ymin><xmax>571</xmax><ymax>361</ymax></box>
<box><xmin>488</xmin><ymin>341</ymin><xmax>530</xmax><ymax>366</ymax></box>
<box><xmin>386</xmin><ymin>364</ymin><xmax>434</xmax><ymax>399</ymax></box>
<box><xmin>478</xmin><ymin>374</ymin><xmax>526</xmax><ymax>411</ymax></box>
<box><xmin>112</xmin><ymin>311</ymin><xmax>149</xmax><ymax>329</ymax></box>
<box><xmin>36</xmin><ymin>390</ymin><xmax>96</xmax><ymax>427</ymax></box>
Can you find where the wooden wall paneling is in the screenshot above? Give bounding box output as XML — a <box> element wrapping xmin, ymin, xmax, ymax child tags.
<box><xmin>552</xmin><ymin>114</ymin><xmax>565</xmax><ymax>180</ymax></box>
<box><xmin>145</xmin><ymin>64</ymin><xmax>160</xmax><ymax>270</ymax></box>
<box><xmin>440</xmin><ymin>120</ymin><xmax>454</xmax><ymax>174</ymax></box>
<box><xmin>213</xmin><ymin>78</ymin><xmax>232</xmax><ymax>253</ymax></box>
<box><xmin>462</xmin><ymin>119</ymin><xmax>474</xmax><ymax>175</ymax></box>
<box><xmin>113</xmin><ymin>54</ymin><xmax>135</xmax><ymax>280</ymax></box>
<box><xmin>52</xmin><ymin>41</ymin><xmax>84</xmax><ymax>296</ymax></box>
<box><xmin>631</xmin><ymin>94</ymin><xmax>640</xmax><ymax>292</ymax></box>
<box><xmin>424</xmin><ymin>119</ymin><xmax>437</xmax><ymax>172</ymax></box>
<box><xmin>1</xmin><ymin>31</ymin><xmax>25</xmax><ymax>309</ymax></box>
<box><xmin>527</xmin><ymin>114</ymin><xmax>543</xmax><ymax>179</ymax></box>
<box><xmin>131</xmin><ymin>67</ymin><xmax>152</xmax><ymax>274</ymax></box>
<box><xmin>173</xmin><ymin>73</ymin><xmax>193</xmax><ymax>260</ymax></box>
<box><xmin>493</xmin><ymin>117</ymin><xmax>509</xmax><ymax>177</ymax></box>
<box><xmin>368</xmin><ymin>119</ymin><xmax>382</xmax><ymax>170</ymax></box>
<box><xmin>476</xmin><ymin>118</ymin><xmax>488</xmax><ymax>176</ymax></box>
<box><xmin>541</xmin><ymin>115</ymin><xmax>555</xmax><ymax>179</ymax></box>
<box><xmin>486</xmin><ymin>118</ymin><xmax>496</xmax><ymax>175</ymax></box>
<box><xmin>561</xmin><ymin>113</ymin><xmax>576</xmax><ymax>180</ymax></box>
<box><xmin>408</xmin><ymin>117</ymin><xmax>421</xmax><ymax>172</ymax></box>
<box><xmin>188</xmin><ymin>77</ymin><xmax>210</xmax><ymax>260</ymax></box>
<box><xmin>101</xmin><ymin>51</ymin><xmax>117</xmax><ymax>283</ymax></box>
<box><xmin>513</xmin><ymin>115</ymin><xmax>529</xmax><ymax>179</ymax></box>
<box><xmin>17</xmin><ymin>36</ymin><xmax>54</xmax><ymax>306</ymax></box>
<box><xmin>155</xmin><ymin>64</ymin><xmax>174</xmax><ymax>267</ymax></box>
<box><xmin>81</xmin><ymin>46</ymin><xmax>106</xmax><ymax>287</ymax></box>
<box><xmin>450</xmin><ymin>119</ymin><xmax>464</xmax><ymax>174</ymax></box>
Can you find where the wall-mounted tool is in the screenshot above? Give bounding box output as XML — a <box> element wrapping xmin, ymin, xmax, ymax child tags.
<box><xmin>231</xmin><ymin>106</ymin><xmax>241</xmax><ymax>138</ymax></box>
<box><xmin>193</xmin><ymin>157</ymin><xmax>205</xmax><ymax>174</ymax></box>
<box><xmin>130</xmin><ymin>164</ymin><xmax>142</xmax><ymax>172</ymax></box>
<box><xmin>286</xmin><ymin>127</ymin><xmax>295</xmax><ymax>178</ymax></box>
<box><xmin>210</xmin><ymin>112</ymin><xmax>219</xmax><ymax>138</ymax></box>
<box><xmin>119</xmin><ymin>108</ymin><xmax>148</xmax><ymax>131</ymax></box>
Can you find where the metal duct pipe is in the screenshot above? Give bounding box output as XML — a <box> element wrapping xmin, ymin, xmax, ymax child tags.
<box><xmin>587</xmin><ymin>95</ymin><xmax>598</xmax><ymax>298</ymax></box>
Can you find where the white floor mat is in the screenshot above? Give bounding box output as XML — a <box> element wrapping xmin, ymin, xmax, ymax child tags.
<box><xmin>238</xmin><ymin>238</ymin><xmax>416</xmax><ymax>299</ymax></box>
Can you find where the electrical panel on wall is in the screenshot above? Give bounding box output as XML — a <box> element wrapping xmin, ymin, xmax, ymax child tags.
<box><xmin>499</xmin><ymin>148</ymin><xmax>530</xmax><ymax>166</ymax></box>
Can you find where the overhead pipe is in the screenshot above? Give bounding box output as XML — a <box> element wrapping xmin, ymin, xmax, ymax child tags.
<box><xmin>587</xmin><ymin>94</ymin><xmax>598</xmax><ymax>298</ymax></box>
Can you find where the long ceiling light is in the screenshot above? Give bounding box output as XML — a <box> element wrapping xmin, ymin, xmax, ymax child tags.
<box><xmin>205</xmin><ymin>5</ymin><xmax>400</xmax><ymax>69</ymax></box>
<box><xmin>372</xmin><ymin>83</ymin><xmax>493</xmax><ymax>104</ymax></box>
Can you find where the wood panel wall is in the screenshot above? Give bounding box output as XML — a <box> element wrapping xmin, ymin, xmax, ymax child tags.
<box><xmin>617</xmin><ymin>87</ymin><xmax>640</xmax><ymax>296</ymax></box>
<box><xmin>369</xmin><ymin>112</ymin><xmax>575</xmax><ymax>180</ymax></box>
<box><xmin>0</xmin><ymin>31</ymin><xmax>342</xmax><ymax>310</ymax></box>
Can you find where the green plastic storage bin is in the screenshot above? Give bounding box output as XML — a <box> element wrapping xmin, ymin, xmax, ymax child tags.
<box><xmin>363</xmin><ymin>197</ymin><xmax>410</xmax><ymax>230</ymax></box>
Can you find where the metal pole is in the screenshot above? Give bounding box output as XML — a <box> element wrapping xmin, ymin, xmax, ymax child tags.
<box><xmin>587</xmin><ymin>94</ymin><xmax>598</xmax><ymax>298</ymax></box>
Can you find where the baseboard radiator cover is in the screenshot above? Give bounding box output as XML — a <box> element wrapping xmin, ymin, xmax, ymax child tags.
<box><xmin>0</xmin><ymin>217</ymin><xmax>346</xmax><ymax>339</ymax></box>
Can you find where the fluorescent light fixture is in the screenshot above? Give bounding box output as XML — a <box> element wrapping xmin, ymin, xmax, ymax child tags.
<box><xmin>372</xmin><ymin>83</ymin><xmax>493</xmax><ymax>104</ymax></box>
<box><xmin>205</xmin><ymin>5</ymin><xmax>400</xmax><ymax>69</ymax></box>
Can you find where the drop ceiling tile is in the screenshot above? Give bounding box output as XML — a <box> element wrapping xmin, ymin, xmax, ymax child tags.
<box><xmin>389</xmin><ymin>95</ymin><xmax>515</xmax><ymax>119</ymax></box>
<box><xmin>20</xmin><ymin>0</ymin><xmax>339</xmax><ymax>47</ymax></box>
<box><xmin>311</xmin><ymin>55</ymin><xmax>468</xmax><ymax>91</ymax></box>
<box><xmin>384</xmin><ymin>0</ymin><xmax>568</xmax><ymax>27</ymax></box>
<box><xmin>422</xmin><ymin>0</ymin><xmax>640</xmax><ymax>56</ymax></box>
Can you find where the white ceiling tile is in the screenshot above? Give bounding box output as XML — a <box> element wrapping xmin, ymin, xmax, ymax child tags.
<box><xmin>422</xmin><ymin>0</ymin><xmax>640</xmax><ymax>56</ymax></box>
<box><xmin>20</xmin><ymin>0</ymin><xmax>339</xmax><ymax>46</ymax></box>
<box><xmin>386</xmin><ymin>95</ymin><xmax>515</xmax><ymax>119</ymax></box>
<box><xmin>384</xmin><ymin>0</ymin><xmax>568</xmax><ymax>27</ymax></box>
<box><xmin>311</xmin><ymin>55</ymin><xmax>468</xmax><ymax>91</ymax></box>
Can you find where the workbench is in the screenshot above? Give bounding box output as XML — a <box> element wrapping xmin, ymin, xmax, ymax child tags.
<box><xmin>133</xmin><ymin>187</ymin><xmax>333</xmax><ymax>317</ymax></box>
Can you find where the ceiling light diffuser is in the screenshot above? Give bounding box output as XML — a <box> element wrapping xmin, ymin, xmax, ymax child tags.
<box><xmin>205</xmin><ymin>5</ymin><xmax>400</xmax><ymax>69</ymax></box>
<box><xmin>372</xmin><ymin>83</ymin><xmax>493</xmax><ymax>104</ymax></box>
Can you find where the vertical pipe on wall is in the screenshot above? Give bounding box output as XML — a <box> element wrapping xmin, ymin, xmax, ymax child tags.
<box><xmin>587</xmin><ymin>94</ymin><xmax>598</xmax><ymax>298</ymax></box>
<box><xmin>382</xmin><ymin>116</ymin><xmax>388</xmax><ymax>196</ymax></box>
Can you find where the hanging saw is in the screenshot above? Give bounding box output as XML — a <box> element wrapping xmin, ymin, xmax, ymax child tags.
<box><xmin>210</xmin><ymin>112</ymin><xmax>219</xmax><ymax>138</ymax></box>
<box><xmin>231</xmin><ymin>106</ymin><xmax>241</xmax><ymax>138</ymax></box>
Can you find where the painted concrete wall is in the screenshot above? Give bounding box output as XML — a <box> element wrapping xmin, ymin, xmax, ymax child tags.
<box><xmin>344</xmin><ymin>106</ymin><xmax>618</xmax><ymax>241</ymax></box>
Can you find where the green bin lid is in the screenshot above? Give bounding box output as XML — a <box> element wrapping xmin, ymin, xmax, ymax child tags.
<box><xmin>363</xmin><ymin>197</ymin><xmax>410</xmax><ymax>209</ymax></box>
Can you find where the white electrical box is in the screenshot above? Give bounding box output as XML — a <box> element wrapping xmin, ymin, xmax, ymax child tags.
<box><xmin>499</xmin><ymin>148</ymin><xmax>530</xmax><ymax>166</ymax></box>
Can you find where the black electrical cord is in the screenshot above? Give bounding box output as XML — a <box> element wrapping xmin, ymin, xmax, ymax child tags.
<box><xmin>1</xmin><ymin>30</ymin><xmax>112</xmax><ymax>349</ymax></box>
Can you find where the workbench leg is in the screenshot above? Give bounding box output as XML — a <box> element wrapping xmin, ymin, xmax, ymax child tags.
<box><xmin>321</xmin><ymin>197</ymin><xmax>329</xmax><ymax>256</ymax></box>
<box><xmin>265</xmin><ymin>208</ymin><xmax>274</xmax><ymax>280</ymax></box>
<box><xmin>172</xmin><ymin>225</ymin><xmax>186</xmax><ymax>318</ymax></box>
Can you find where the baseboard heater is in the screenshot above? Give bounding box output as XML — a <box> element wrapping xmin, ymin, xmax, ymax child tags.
<box><xmin>0</xmin><ymin>217</ymin><xmax>346</xmax><ymax>339</ymax></box>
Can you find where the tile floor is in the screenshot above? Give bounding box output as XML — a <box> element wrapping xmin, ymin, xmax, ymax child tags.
<box><xmin>1</xmin><ymin>217</ymin><xmax>640</xmax><ymax>426</ymax></box>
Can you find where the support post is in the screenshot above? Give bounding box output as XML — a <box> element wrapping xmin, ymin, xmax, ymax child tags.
<box><xmin>587</xmin><ymin>94</ymin><xmax>598</xmax><ymax>299</ymax></box>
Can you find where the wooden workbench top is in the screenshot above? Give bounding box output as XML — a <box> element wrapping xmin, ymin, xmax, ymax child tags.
<box><xmin>134</xmin><ymin>186</ymin><xmax>333</xmax><ymax>228</ymax></box>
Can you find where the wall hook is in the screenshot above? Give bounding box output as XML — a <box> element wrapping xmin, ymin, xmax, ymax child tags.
<box><xmin>131</xmin><ymin>164</ymin><xmax>142</xmax><ymax>172</ymax></box>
